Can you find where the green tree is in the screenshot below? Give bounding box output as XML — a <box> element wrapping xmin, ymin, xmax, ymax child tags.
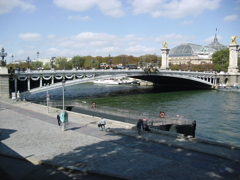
<box><xmin>31</xmin><ymin>61</ymin><xmax>43</xmax><ymax>70</ymax></box>
<box><xmin>55</xmin><ymin>57</ymin><xmax>67</xmax><ymax>69</ymax></box>
<box><xmin>43</xmin><ymin>63</ymin><xmax>51</xmax><ymax>70</ymax></box>
<box><xmin>212</xmin><ymin>49</ymin><xmax>229</xmax><ymax>72</ymax></box>
<box><xmin>72</xmin><ymin>56</ymin><xmax>86</xmax><ymax>69</ymax></box>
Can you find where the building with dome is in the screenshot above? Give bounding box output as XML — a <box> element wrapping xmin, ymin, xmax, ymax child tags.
<box><xmin>169</xmin><ymin>34</ymin><xmax>227</xmax><ymax>66</ymax></box>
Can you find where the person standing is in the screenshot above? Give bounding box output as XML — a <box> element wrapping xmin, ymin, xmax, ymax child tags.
<box><xmin>137</xmin><ymin>119</ymin><xmax>143</xmax><ymax>135</ymax></box>
<box><xmin>57</xmin><ymin>112</ymin><xmax>61</xmax><ymax>126</ymax></box>
<box><xmin>192</xmin><ymin>120</ymin><xmax>196</xmax><ymax>138</ymax></box>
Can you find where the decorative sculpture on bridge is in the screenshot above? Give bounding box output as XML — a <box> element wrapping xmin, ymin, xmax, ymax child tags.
<box><xmin>231</xmin><ymin>35</ymin><xmax>237</xmax><ymax>44</ymax></box>
<box><xmin>162</xmin><ymin>40</ymin><xmax>168</xmax><ymax>48</ymax></box>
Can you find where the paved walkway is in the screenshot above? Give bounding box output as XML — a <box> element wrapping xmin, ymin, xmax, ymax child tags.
<box><xmin>0</xmin><ymin>99</ymin><xmax>240</xmax><ymax>180</ymax></box>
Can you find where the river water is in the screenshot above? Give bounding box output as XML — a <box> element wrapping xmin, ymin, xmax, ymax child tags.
<box><xmin>26</xmin><ymin>83</ymin><xmax>240</xmax><ymax>146</ymax></box>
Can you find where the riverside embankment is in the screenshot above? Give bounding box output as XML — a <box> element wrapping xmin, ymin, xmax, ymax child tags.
<box><xmin>0</xmin><ymin>99</ymin><xmax>240</xmax><ymax>180</ymax></box>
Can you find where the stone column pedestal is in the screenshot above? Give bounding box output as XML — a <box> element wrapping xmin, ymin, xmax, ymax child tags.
<box><xmin>0</xmin><ymin>67</ymin><xmax>10</xmax><ymax>99</ymax></box>
<box><xmin>160</xmin><ymin>48</ymin><xmax>170</xmax><ymax>70</ymax></box>
<box><xmin>228</xmin><ymin>44</ymin><xmax>239</xmax><ymax>73</ymax></box>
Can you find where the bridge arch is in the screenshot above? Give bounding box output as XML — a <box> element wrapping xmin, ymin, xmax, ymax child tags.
<box><xmin>13</xmin><ymin>69</ymin><xmax>217</xmax><ymax>96</ymax></box>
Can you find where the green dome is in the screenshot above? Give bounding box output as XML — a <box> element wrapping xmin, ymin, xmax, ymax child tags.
<box><xmin>169</xmin><ymin>43</ymin><xmax>216</xmax><ymax>57</ymax></box>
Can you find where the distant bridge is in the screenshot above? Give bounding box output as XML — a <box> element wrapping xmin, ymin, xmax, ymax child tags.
<box><xmin>11</xmin><ymin>68</ymin><xmax>217</xmax><ymax>96</ymax></box>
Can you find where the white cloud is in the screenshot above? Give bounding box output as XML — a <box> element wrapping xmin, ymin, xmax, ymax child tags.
<box><xmin>48</xmin><ymin>34</ymin><xmax>56</xmax><ymax>39</ymax></box>
<box><xmin>68</xmin><ymin>15</ymin><xmax>91</xmax><ymax>21</ymax></box>
<box><xmin>0</xmin><ymin>0</ymin><xmax>36</xmax><ymax>14</ymax></box>
<box><xmin>204</xmin><ymin>35</ymin><xmax>222</xmax><ymax>44</ymax></box>
<box><xmin>125</xmin><ymin>45</ymin><xmax>157</xmax><ymax>54</ymax></box>
<box><xmin>223</xmin><ymin>14</ymin><xmax>238</xmax><ymax>22</ymax></box>
<box><xmin>71</xmin><ymin>32</ymin><xmax>118</xmax><ymax>42</ymax></box>
<box><xmin>53</xmin><ymin>0</ymin><xmax>125</xmax><ymax>18</ymax></box>
<box><xmin>19</xmin><ymin>33</ymin><xmax>42</xmax><ymax>41</ymax></box>
<box><xmin>155</xmin><ymin>33</ymin><xmax>195</xmax><ymax>44</ymax></box>
<box><xmin>131</xmin><ymin>0</ymin><xmax>221</xmax><ymax>19</ymax></box>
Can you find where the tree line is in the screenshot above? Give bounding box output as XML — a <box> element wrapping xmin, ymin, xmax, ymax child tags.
<box><xmin>6</xmin><ymin>50</ymin><xmax>240</xmax><ymax>72</ymax></box>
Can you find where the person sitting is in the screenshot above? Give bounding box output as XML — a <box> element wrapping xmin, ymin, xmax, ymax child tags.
<box><xmin>143</xmin><ymin>124</ymin><xmax>151</xmax><ymax>132</ymax></box>
<box><xmin>98</xmin><ymin>118</ymin><xmax>106</xmax><ymax>130</ymax></box>
<box><xmin>92</xmin><ymin>102</ymin><xmax>96</xmax><ymax>109</ymax></box>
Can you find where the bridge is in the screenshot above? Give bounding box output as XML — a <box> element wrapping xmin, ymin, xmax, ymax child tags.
<box><xmin>11</xmin><ymin>68</ymin><xmax>217</xmax><ymax>96</ymax></box>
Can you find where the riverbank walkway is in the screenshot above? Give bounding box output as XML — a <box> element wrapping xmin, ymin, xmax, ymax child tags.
<box><xmin>0</xmin><ymin>99</ymin><xmax>240</xmax><ymax>180</ymax></box>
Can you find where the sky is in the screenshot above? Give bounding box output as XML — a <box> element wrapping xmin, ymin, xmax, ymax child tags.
<box><xmin>0</xmin><ymin>0</ymin><xmax>240</xmax><ymax>63</ymax></box>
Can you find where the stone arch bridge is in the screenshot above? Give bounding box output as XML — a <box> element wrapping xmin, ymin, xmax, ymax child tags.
<box><xmin>11</xmin><ymin>68</ymin><xmax>217</xmax><ymax>96</ymax></box>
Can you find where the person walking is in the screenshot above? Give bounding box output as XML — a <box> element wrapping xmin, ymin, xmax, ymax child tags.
<box><xmin>137</xmin><ymin>119</ymin><xmax>143</xmax><ymax>135</ymax></box>
<box><xmin>57</xmin><ymin>112</ymin><xmax>61</xmax><ymax>126</ymax></box>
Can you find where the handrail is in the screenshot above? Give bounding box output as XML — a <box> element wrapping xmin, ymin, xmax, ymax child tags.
<box><xmin>38</xmin><ymin>100</ymin><xmax>193</xmax><ymax>126</ymax></box>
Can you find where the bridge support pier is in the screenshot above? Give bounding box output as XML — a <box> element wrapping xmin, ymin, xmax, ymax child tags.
<box><xmin>0</xmin><ymin>67</ymin><xmax>10</xmax><ymax>99</ymax></box>
<box><xmin>228</xmin><ymin>43</ymin><xmax>239</xmax><ymax>73</ymax></box>
<box><xmin>160</xmin><ymin>48</ymin><xmax>170</xmax><ymax>70</ymax></box>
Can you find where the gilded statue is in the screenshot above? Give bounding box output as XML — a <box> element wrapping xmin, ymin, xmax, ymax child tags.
<box><xmin>163</xmin><ymin>40</ymin><xmax>168</xmax><ymax>48</ymax></box>
<box><xmin>231</xmin><ymin>35</ymin><xmax>237</xmax><ymax>44</ymax></box>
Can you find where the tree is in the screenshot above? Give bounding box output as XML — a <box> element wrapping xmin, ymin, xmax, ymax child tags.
<box><xmin>71</xmin><ymin>56</ymin><xmax>86</xmax><ymax>69</ymax></box>
<box><xmin>55</xmin><ymin>57</ymin><xmax>67</xmax><ymax>69</ymax></box>
<box><xmin>117</xmin><ymin>55</ymin><xmax>128</xmax><ymax>66</ymax></box>
<box><xmin>43</xmin><ymin>63</ymin><xmax>51</xmax><ymax>70</ymax></box>
<box><xmin>31</xmin><ymin>61</ymin><xmax>43</xmax><ymax>70</ymax></box>
<box><xmin>211</xmin><ymin>49</ymin><xmax>229</xmax><ymax>72</ymax></box>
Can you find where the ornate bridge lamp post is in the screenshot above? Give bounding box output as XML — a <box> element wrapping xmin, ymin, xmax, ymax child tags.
<box><xmin>11</xmin><ymin>55</ymin><xmax>14</xmax><ymax>63</ymax></box>
<box><xmin>50</xmin><ymin>57</ymin><xmax>55</xmax><ymax>70</ymax></box>
<box><xmin>91</xmin><ymin>58</ymin><xmax>95</xmax><ymax>69</ymax></box>
<box><xmin>108</xmin><ymin>54</ymin><xmax>112</xmax><ymax>68</ymax></box>
<box><xmin>0</xmin><ymin>47</ymin><xmax>7</xmax><ymax>67</ymax></box>
<box><xmin>37</xmin><ymin>51</ymin><xmax>39</xmax><ymax>60</ymax></box>
<box><xmin>26</xmin><ymin>57</ymin><xmax>31</xmax><ymax>69</ymax></box>
<box><xmin>139</xmin><ymin>58</ymin><xmax>144</xmax><ymax>69</ymax></box>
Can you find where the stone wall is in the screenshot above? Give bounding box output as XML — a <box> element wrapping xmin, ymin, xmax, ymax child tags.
<box><xmin>0</xmin><ymin>67</ymin><xmax>10</xmax><ymax>99</ymax></box>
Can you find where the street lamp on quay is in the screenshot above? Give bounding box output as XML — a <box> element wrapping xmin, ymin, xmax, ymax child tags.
<box><xmin>62</xmin><ymin>79</ymin><xmax>66</xmax><ymax>111</ymax></box>
<box><xmin>11</xmin><ymin>55</ymin><xmax>14</xmax><ymax>63</ymax></box>
<box><xmin>61</xmin><ymin>79</ymin><xmax>67</xmax><ymax>131</ymax></box>
<box><xmin>0</xmin><ymin>47</ymin><xmax>7</xmax><ymax>67</ymax></box>
<box><xmin>26</xmin><ymin>57</ymin><xmax>31</xmax><ymax>69</ymax></box>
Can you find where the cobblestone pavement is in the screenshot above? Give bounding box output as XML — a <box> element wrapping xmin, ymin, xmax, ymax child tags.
<box><xmin>0</xmin><ymin>99</ymin><xmax>240</xmax><ymax>180</ymax></box>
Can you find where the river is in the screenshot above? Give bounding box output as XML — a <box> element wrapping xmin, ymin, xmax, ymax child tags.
<box><xmin>26</xmin><ymin>82</ymin><xmax>240</xmax><ymax>146</ymax></box>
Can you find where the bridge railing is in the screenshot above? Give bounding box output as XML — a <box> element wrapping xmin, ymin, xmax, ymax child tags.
<box><xmin>39</xmin><ymin>100</ymin><xmax>193</xmax><ymax>127</ymax></box>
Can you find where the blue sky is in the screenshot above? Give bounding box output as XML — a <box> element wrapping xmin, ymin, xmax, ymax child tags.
<box><xmin>0</xmin><ymin>0</ymin><xmax>240</xmax><ymax>62</ymax></box>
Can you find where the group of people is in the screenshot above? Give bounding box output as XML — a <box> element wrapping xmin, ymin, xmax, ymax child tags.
<box><xmin>137</xmin><ymin>119</ymin><xmax>151</xmax><ymax>135</ymax></box>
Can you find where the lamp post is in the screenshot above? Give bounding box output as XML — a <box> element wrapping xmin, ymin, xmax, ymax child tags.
<box><xmin>37</xmin><ymin>51</ymin><xmax>39</xmax><ymax>60</ymax></box>
<box><xmin>109</xmin><ymin>54</ymin><xmax>112</xmax><ymax>68</ymax></box>
<box><xmin>0</xmin><ymin>47</ymin><xmax>7</xmax><ymax>67</ymax></box>
<box><xmin>62</xmin><ymin>79</ymin><xmax>66</xmax><ymax>131</ymax></box>
<box><xmin>50</xmin><ymin>57</ymin><xmax>55</xmax><ymax>69</ymax></box>
<box><xmin>11</xmin><ymin>55</ymin><xmax>14</xmax><ymax>63</ymax></box>
<box><xmin>91</xmin><ymin>58</ymin><xmax>95</xmax><ymax>69</ymax></box>
<box><xmin>44</xmin><ymin>83</ymin><xmax>50</xmax><ymax>113</ymax></box>
<box><xmin>62</xmin><ymin>79</ymin><xmax>65</xmax><ymax>111</ymax></box>
<box><xmin>26</xmin><ymin>57</ymin><xmax>31</xmax><ymax>69</ymax></box>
